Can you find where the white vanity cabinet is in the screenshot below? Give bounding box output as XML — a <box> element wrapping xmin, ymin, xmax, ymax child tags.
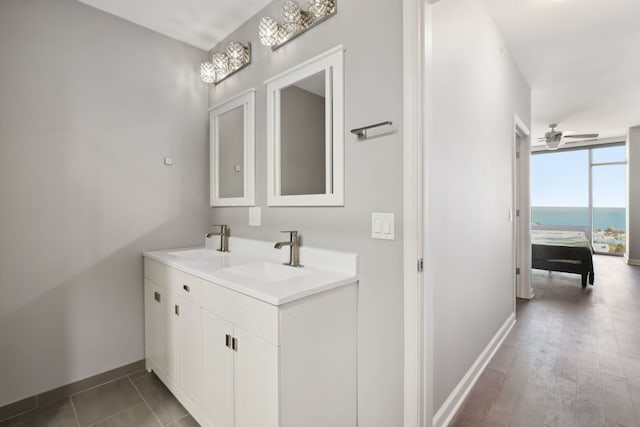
<box><xmin>143</xmin><ymin>257</ymin><xmax>357</xmax><ymax>427</ymax></box>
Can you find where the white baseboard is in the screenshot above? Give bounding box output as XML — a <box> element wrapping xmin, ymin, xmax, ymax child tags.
<box><xmin>624</xmin><ymin>255</ymin><xmax>640</xmax><ymax>266</ymax></box>
<box><xmin>432</xmin><ymin>312</ymin><xmax>516</xmax><ymax>427</ymax></box>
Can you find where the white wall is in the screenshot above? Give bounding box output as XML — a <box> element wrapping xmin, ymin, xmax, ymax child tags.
<box><xmin>428</xmin><ymin>0</ymin><xmax>531</xmax><ymax>413</ymax></box>
<box><xmin>0</xmin><ymin>0</ymin><xmax>209</xmax><ymax>407</ymax></box>
<box><xmin>206</xmin><ymin>1</ymin><xmax>405</xmax><ymax>426</ymax></box>
<box><xmin>627</xmin><ymin>126</ymin><xmax>640</xmax><ymax>264</ymax></box>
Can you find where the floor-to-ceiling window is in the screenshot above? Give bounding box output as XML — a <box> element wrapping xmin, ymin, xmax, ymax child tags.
<box><xmin>531</xmin><ymin>144</ymin><xmax>627</xmax><ymax>255</ymax></box>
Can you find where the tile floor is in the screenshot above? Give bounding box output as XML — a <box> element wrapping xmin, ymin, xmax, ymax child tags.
<box><xmin>451</xmin><ymin>254</ymin><xmax>640</xmax><ymax>426</ymax></box>
<box><xmin>0</xmin><ymin>371</ymin><xmax>199</xmax><ymax>427</ymax></box>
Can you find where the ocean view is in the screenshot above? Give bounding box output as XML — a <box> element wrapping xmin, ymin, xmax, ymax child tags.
<box><xmin>531</xmin><ymin>207</ymin><xmax>626</xmax><ymax>231</ymax></box>
<box><xmin>532</xmin><ymin>207</ymin><xmax>626</xmax><ymax>253</ymax></box>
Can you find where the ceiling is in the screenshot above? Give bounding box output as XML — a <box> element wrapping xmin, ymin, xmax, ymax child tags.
<box><xmin>76</xmin><ymin>0</ymin><xmax>271</xmax><ymax>51</ymax></box>
<box><xmin>483</xmin><ymin>0</ymin><xmax>640</xmax><ymax>144</ymax></box>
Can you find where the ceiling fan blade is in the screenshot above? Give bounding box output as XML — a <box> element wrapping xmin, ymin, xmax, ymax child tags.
<box><xmin>563</xmin><ymin>133</ymin><xmax>599</xmax><ymax>139</ymax></box>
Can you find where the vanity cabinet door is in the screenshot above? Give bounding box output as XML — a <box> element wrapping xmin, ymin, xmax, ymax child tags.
<box><xmin>234</xmin><ymin>327</ymin><xmax>278</xmax><ymax>427</ymax></box>
<box><xmin>176</xmin><ymin>297</ymin><xmax>199</xmax><ymax>408</ymax></box>
<box><xmin>145</xmin><ymin>280</ymin><xmax>174</xmax><ymax>377</ymax></box>
<box><xmin>200</xmin><ymin>309</ymin><xmax>235</xmax><ymax>427</ymax></box>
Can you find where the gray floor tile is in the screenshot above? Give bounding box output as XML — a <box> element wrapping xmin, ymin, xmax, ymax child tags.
<box><xmin>71</xmin><ymin>378</ymin><xmax>142</xmax><ymax>427</ymax></box>
<box><xmin>132</xmin><ymin>375</ymin><xmax>187</xmax><ymax>426</ymax></box>
<box><xmin>38</xmin><ymin>361</ymin><xmax>144</xmax><ymax>408</ymax></box>
<box><xmin>1</xmin><ymin>399</ymin><xmax>77</xmax><ymax>427</ymax></box>
<box><xmin>90</xmin><ymin>404</ymin><xmax>159</xmax><ymax>427</ymax></box>
<box><xmin>169</xmin><ymin>415</ymin><xmax>199</xmax><ymax>427</ymax></box>
<box><xmin>127</xmin><ymin>371</ymin><xmax>151</xmax><ymax>382</ymax></box>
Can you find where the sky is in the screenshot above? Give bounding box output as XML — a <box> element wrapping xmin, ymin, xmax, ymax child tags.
<box><xmin>531</xmin><ymin>145</ymin><xmax>626</xmax><ymax>208</ymax></box>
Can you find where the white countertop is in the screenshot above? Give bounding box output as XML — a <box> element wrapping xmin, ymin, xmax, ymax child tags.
<box><xmin>143</xmin><ymin>237</ymin><xmax>358</xmax><ymax>306</ymax></box>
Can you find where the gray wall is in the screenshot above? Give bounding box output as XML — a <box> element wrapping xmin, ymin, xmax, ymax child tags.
<box><xmin>207</xmin><ymin>1</ymin><xmax>404</xmax><ymax>425</ymax></box>
<box><xmin>627</xmin><ymin>126</ymin><xmax>640</xmax><ymax>263</ymax></box>
<box><xmin>429</xmin><ymin>0</ymin><xmax>531</xmax><ymax>412</ymax></box>
<box><xmin>0</xmin><ymin>0</ymin><xmax>209</xmax><ymax>407</ymax></box>
<box><xmin>280</xmin><ymin>86</ymin><xmax>326</xmax><ymax>196</ymax></box>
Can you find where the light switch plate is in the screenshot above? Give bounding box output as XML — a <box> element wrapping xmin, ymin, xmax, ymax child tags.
<box><xmin>371</xmin><ymin>213</ymin><xmax>395</xmax><ymax>240</ymax></box>
<box><xmin>249</xmin><ymin>207</ymin><xmax>261</xmax><ymax>226</ymax></box>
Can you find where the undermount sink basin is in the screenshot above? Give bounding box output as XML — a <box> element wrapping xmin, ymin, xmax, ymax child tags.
<box><xmin>222</xmin><ymin>262</ymin><xmax>308</xmax><ymax>283</ymax></box>
<box><xmin>167</xmin><ymin>248</ymin><xmax>224</xmax><ymax>259</ymax></box>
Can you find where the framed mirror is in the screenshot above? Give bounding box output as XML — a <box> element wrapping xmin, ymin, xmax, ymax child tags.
<box><xmin>266</xmin><ymin>45</ymin><xmax>344</xmax><ymax>206</ymax></box>
<box><xmin>210</xmin><ymin>89</ymin><xmax>255</xmax><ymax>206</ymax></box>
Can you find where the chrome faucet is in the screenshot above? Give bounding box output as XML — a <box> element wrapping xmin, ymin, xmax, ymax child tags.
<box><xmin>274</xmin><ymin>230</ymin><xmax>303</xmax><ymax>267</ymax></box>
<box><xmin>206</xmin><ymin>225</ymin><xmax>230</xmax><ymax>252</ymax></box>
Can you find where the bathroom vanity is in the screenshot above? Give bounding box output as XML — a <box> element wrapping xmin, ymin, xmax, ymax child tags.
<box><xmin>143</xmin><ymin>237</ymin><xmax>358</xmax><ymax>427</ymax></box>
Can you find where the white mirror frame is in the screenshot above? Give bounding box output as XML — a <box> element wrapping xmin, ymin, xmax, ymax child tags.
<box><xmin>209</xmin><ymin>89</ymin><xmax>256</xmax><ymax>207</ymax></box>
<box><xmin>265</xmin><ymin>45</ymin><xmax>345</xmax><ymax>206</ymax></box>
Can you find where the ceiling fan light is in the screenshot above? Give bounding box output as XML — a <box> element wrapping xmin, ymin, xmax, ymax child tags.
<box><xmin>546</xmin><ymin>139</ymin><xmax>562</xmax><ymax>150</ymax></box>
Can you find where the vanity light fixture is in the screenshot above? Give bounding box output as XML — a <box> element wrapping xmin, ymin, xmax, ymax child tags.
<box><xmin>258</xmin><ymin>0</ymin><xmax>337</xmax><ymax>50</ymax></box>
<box><xmin>200</xmin><ymin>42</ymin><xmax>251</xmax><ymax>85</ymax></box>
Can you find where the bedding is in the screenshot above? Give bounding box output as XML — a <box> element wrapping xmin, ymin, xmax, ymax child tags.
<box><xmin>531</xmin><ymin>230</ymin><xmax>595</xmax><ymax>287</ymax></box>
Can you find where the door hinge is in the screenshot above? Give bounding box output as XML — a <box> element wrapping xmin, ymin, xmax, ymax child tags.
<box><xmin>516</xmin><ymin>209</ymin><xmax>520</xmax><ymax>217</ymax></box>
<box><xmin>417</xmin><ymin>258</ymin><xmax>424</xmax><ymax>273</ymax></box>
<box><xmin>516</xmin><ymin>152</ymin><xmax>520</xmax><ymax>159</ymax></box>
<box><xmin>516</xmin><ymin>267</ymin><xmax>521</xmax><ymax>275</ymax></box>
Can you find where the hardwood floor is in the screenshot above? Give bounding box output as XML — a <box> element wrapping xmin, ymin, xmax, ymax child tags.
<box><xmin>450</xmin><ymin>255</ymin><xmax>640</xmax><ymax>427</ymax></box>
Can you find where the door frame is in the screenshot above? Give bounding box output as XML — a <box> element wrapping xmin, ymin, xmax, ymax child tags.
<box><xmin>513</xmin><ymin>115</ymin><xmax>533</xmax><ymax>300</ymax></box>
<box><xmin>403</xmin><ymin>0</ymin><xmax>431</xmax><ymax>426</ymax></box>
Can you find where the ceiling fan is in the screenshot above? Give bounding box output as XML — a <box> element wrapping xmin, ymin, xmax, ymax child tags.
<box><xmin>539</xmin><ymin>123</ymin><xmax>599</xmax><ymax>150</ymax></box>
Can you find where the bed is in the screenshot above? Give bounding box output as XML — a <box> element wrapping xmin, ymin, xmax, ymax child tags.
<box><xmin>531</xmin><ymin>229</ymin><xmax>595</xmax><ymax>287</ymax></box>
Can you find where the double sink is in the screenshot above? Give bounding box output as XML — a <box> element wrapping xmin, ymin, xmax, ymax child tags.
<box><xmin>144</xmin><ymin>237</ymin><xmax>358</xmax><ymax>306</ymax></box>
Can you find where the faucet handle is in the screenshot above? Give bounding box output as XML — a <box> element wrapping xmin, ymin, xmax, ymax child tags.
<box><xmin>280</xmin><ymin>230</ymin><xmax>298</xmax><ymax>238</ymax></box>
<box><xmin>212</xmin><ymin>224</ymin><xmax>228</xmax><ymax>233</ymax></box>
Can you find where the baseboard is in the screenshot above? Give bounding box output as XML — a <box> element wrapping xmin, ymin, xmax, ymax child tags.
<box><xmin>432</xmin><ymin>312</ymin><xmax>516</xmax><ymax>427</ymax></box>
<box><xmin>624</xmin><ymin>255</ymin><xmax>640</xmax><ymax>266</ymax></box>
<box><xmin>0</xmin><ymin>359</ymin><xmax>145</xmax><ymax>422</ymax></box>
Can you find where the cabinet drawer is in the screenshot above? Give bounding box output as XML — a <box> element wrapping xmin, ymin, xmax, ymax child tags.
<box><xmin>200</xmin><ymin>282</ymin><xmax>279</xmax><ymax>346</ymax></box>
<box><xmin>144</xmin><ymin>259</ymin><xmax>201</xmax><ymax>303</ymax></box>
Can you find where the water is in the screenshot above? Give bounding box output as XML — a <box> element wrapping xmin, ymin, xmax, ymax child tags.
<box><xmin>531</xmin><ymin>207</ymin><xmax>626</xmax><ymax>231</ymax></box>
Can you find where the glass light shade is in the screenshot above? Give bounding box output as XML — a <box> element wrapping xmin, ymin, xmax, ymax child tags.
<box><xmin>200</xmin><ymin>61</ymin><xmax>215</xmax><ymax>83</ymax></box>
<box><xmin>300</xmin><ymin>11</ymin><xmax>315</xmax><ymax>28</ymax></box>
<box><xmin>308</xmin><ymin>0</ymin><xmax>327</xmax><ymax>17</ymax></box>
<box><xmin>259</xmin><ymin>17</ymin><xmax>279</xmax><ymax>46</ymax></box>
<box><xmin>282</xmin><ymin>0</ymin><xmax>301</xmax><ymax>23</ymax></box>
<box><xmin>326</xmin><ymin>0</ymin><xmax>336</xmax><ymax>13</ymax></box>
<box><xmin>226</xmin><ymin>42</ymin><xmax>245</xmax><ymax>61</ymax></box>
<box><xmin>212</xmin><ymin>52</ymin><xmax>229</xmax><ymax>72</ymax></box>
<box><xmin>282</xmin><ymin>21</ymin><xmax>301</xmax><ymax>36</ymax></box>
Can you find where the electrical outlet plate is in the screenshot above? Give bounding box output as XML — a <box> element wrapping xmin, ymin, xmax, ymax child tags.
<box><xmin>249</xmin><ymin>207</ymin><xmax>261</xmax><ymax>226</ymax></box>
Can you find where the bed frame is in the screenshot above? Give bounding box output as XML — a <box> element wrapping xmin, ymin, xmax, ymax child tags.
<box><xmin>531</xmin><ymin>226</ymin><xmax>595</xmax><ymax>288</ymax></box>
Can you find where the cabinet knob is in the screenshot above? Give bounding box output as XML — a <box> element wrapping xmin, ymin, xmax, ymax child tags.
<box><xmin>154</xmin><ymin>292</ymin><xmax>161</xmax><ymax>302</ymax></box>
<box><xmin>225</xmin><ymin>334</ymin><xmax>231</xmax><ymax>348</ymax></box>
<box><xmin>232</xmin><ymin>337</ymin><xmax>238</xmax><ymax>352</ymax></box>
<box><xmin>174</xmin><ymin>305</ymin><xmax>180</xmax><ymax>316</ymax></box>
<box><xmin>183</xmin><ymin>284</ymin><xmax>190</xmax><ymax>292</ymax></box>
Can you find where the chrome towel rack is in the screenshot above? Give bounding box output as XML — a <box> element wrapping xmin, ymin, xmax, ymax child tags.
<box><xmin>350</xmin><ymin>121</ymin><xmax>393</xmax><ymax>140</ymax></box>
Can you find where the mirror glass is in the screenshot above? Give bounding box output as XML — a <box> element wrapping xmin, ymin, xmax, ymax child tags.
<box><xmin>280</xmin><ymin>71</ymin><xmax>327</xmax><ymax>196</ymax></box>
<box><xmin>218</xmin><ymin>106</ymin><xmax>244</xmax><ymax>198</ymax></box>
<box><xmin>266</xmin><ymin>46</ymin><xmax>344</xmax><ymax>206</ymax></box>
<box><xmin>210</xmin><ymin>89</ymin><xmax>255</xmax><ymax>207</ymax></box>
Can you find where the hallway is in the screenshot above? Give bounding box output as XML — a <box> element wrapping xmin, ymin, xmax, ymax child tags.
<box><xmin>451</xmin><ymin>255</ymin><xmax>640</xmax><ymax>426</ymax></box>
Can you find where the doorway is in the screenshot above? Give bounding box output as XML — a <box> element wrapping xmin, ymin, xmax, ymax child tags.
<box><xmin>514</xmin><ymin>116</ymin><xmax>533</xmax><ymax>300</ymax></box>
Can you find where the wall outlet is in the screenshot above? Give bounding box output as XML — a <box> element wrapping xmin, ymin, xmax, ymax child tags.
<box><xmin>372</xmin><ymin>213</ymin><xmax>395</xmax><ymax>240</ymax></box>
<box><xmin>249</xmin><ymin>207</ymin><xmax>261</xmax><ymax>226</ymax></box>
